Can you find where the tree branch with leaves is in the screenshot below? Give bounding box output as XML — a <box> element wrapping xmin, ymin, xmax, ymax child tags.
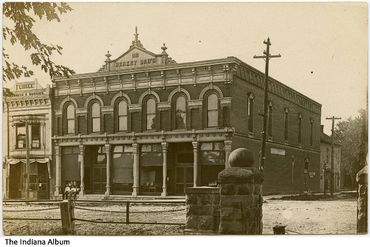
<box><xmin>3</xmin><ymin>2</ymin><xmax>75</xmax><ymax>82</ymax></box>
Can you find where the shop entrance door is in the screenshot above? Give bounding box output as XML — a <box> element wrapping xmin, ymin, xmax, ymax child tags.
<box><xmin>175</xmin><ymin>166</ymin><xmax>193</xmax><ymax>194</ymax></box>
<box><xmin>37</xmin><ymin>163</ymin><xmax>49</xmax><ymax>199</ymax></box>
<box><xmin>9</xmin><ymin>163</ymin><xmax>22</xmax><ymax>199</ymax></box>
<box><xmin>92</xmin><ymin>165</ymin><xmax>106</xmax><ymax>194</ymax></box>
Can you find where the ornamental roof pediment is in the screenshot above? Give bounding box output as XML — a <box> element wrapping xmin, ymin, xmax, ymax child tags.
<box><xmin>99</xmin><ymin>27</ymin><xmax>176</xmax><ymax>72</ymax></box>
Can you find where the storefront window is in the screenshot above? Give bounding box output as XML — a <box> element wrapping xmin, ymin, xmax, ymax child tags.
<box><xmin>200</xmin><ymin>142</ymin><xmax>225</xmax><ymax>186</ymax></box>
<box><xmin>112</xmin><ymin>145</ymin><xmax>133</xmax><ymax>194</ymax></box>
<box><xmin>140</xmin><ymin>144</ymin><xmax>162</xmax><ymax>193</ymax></box>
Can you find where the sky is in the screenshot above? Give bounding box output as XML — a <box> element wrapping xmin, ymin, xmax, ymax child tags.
<box><xmin>3</xmin><ymin>2</ymin><xmax>368</xmax><ymax>134</ymax></box>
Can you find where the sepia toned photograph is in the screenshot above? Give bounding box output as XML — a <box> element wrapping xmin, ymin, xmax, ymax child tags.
<box><xmin>1</xmin><ymin>1</ymin><xmax>368</xmax><ymax>238</ymax></box>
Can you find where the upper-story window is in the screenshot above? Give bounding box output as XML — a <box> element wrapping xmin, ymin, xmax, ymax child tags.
<box><xmin>268</xmin><ymin>102</ymin><xmax>273</xmax><ymax>138</ymax></box>
<box><xmin>310</xmin><ymin>119</ymin><xmax>314</xmax><ymax>146</ymax></box>
<box><xmin>284</xmin><ymin>108</ymin><xmax>289</xmax><ymax>141</ymax></box>
<box><xmin>174</xmin><ymin>95</ymin><xmax>187</xmax><ymax>129</ymax></box>
<box><xmin>117</xmin><ymin>100</ymin><xmax>128</xmax><ymax>131</ymax></box>
<box><xmin>66</xmin><ymin>103</ymin><xmax>75</xmax><ymax>134</ymax></box>
<box><xmin>16</xmin><ymin>123</ymin><xmax>26</xmax><ymax>149</ymax></box>
<box><xmin>15</xmin><ymin>123</ymin><xmax>40</xmax><ymax>149</ymax></box>
<box><xmin>31</xmin><ymin>124</ymin><xmax>40</xmax><ymax>149</ymax></box>
<box><xmin>247</xmin><ymin>94</ymin><xmax>254</xmax><ymax>133</ymax></box>
<box><xmin>145</xmin><ymin>97</ymin><xmax>156</xmax><ymax>130</ymax></box>
<box><xmin>91</xmin><ymin>102</ymin><xmax>101</xmax><ymax>133</ymax></box>
<box><xmin>207</xmin><ymin>94</ymin><xmax>218</xmax><ymax>128</ymax></box>
<box><xmin>298</xmin><ymin>113</ymin><xmax>302</xmax><ymax>145</ymax></box>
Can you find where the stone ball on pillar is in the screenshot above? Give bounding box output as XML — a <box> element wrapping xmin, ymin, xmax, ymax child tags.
<box><xmin>228</xmin><ymin>148</ymin><xmax>254</xmax><ymax>168</ymax></box>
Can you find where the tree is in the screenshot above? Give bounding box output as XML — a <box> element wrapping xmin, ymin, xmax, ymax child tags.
<box><xmin>2</xmin><ymin>2</ymin><xmax>75</xmax><ymax>82</ymax></box>
<box><xmin>335</xmin><ymin>109</ymin><xmax>368</xmax><ymax>189</ymax></box>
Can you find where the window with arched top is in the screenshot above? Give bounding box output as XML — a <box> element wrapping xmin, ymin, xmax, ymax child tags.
<box><xmin>284</xmin><ymin>108</ymin><xmax>289</xmax><ymax>141</ymax></box>
<box><xmin>268</xmin><ymin>102</ymin><xmax>273</xmax><ymax>137</ymax></box>
<box><xmin>247</xmin><ymin>94</ymin><xmax>254</xmax><ymax>133</ymax></box>
<box><xmin>66</xmin><ymin>103</ymin><xmax>75</xmax><ymax>134</ymax></box>
<box><xmin>298</xmin><ymin>114</ymin><xmax>302</xmax><ymax>144</ymax></box>
<box><xmin>91</xmin><ymin>102</ymin><xmax>101</xmax><ymax>133</ymax></box>
<box><xmin>310</xmin><ymin>119</ymin><xmax>314</xmax><ymax>146</ymax></box>
<box><xmin>174</xmin><ymin>95</ymin><xmax>187</xmax><ymax>129</ymax></box>
<box><xmin>145</xmin><ymin>98</ymin><xmax>156</xmax><ymax>130</ymax></box>
<box><xmin>207</xmin><ymin>94</ymin><xmax>218</xmax><ymax>127</ymax></box>
<box><xmin>117</xmin><ymin>100</ymin><xmax>128</xmax><ymax>131</ymax></box>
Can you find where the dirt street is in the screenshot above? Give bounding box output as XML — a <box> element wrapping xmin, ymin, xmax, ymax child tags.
<box><xmin>262</xmin><ymin>198</ymin><xmax>357</xmax><ymax>234</ymax></box>
<box><xmin>2</xmin><ymin>197</ymin><xmax>357</xmax><ymax>235</ymax></box>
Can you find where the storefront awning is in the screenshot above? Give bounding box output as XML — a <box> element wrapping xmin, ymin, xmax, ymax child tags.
<box><xmin>7</xmin><ymin>158</ymin><xmax>51</xmax><ymax>179</ymax></box>
<box><xmin>8</xmin><ymin>158</ymin><xmax>49</xmax><ymax>165</ymax></box>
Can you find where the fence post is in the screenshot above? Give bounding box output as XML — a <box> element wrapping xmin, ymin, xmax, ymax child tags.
<box><xmin>126</xmin><ymin>201</ymin><xmax>130</xmax><ymax>225</ymax></box>
<box><xmin>60</xmin><ymin>199</ymin><xmax>75</xmax><ymax>234</ymax></box>
<box><xmin>218</xmin><ymin>148</ymin><xmax>264</xmax><ymax>234</ymax></box>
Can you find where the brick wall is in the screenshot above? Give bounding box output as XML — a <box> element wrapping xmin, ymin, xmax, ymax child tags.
<box><xmin>53</xmin><ymin>82</ymin><xmax>230</xmax><ymax>135</ymax></box>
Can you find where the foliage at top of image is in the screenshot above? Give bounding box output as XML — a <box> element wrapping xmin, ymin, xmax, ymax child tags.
<box><xmin>3</xmin><ymin>2</ymin><xmax>75</xmax><ymax>82</ymax></box>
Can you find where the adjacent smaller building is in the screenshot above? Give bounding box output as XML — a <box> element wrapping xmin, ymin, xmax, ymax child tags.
<box><xmin>320</xmin><ymin>125</ymin><xmax>342</xmax><ymax>193</ymax></box>
<box><xmin>3</xmin><ymin>80</ymin><xmax>52</xmax><ymax>200</ymax></box>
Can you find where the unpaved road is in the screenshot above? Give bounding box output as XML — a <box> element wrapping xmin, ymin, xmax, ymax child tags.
<box><xmin>2</xmin><ymin>197</ymin><xmax>357</xmax><ymax>235</ymax></box>
<box><xmin>263</xmin><ymin>198</ymin><xmax>357</xmax><ymax>234</ymax></box>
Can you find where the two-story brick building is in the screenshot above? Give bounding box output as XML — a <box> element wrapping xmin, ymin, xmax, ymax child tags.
<box><xmin>51</xmin><ymin>29</ymin><xmax>321</xmax><ymax>198</ymax></box>
<box><xmin>3</xmin><ymin>80</ymin><xmax>52</xmax><ymax>200</ymax></box>
<box><xmin>320</xmin><ymin>126</ymin><xmax>342</xmax><ymax>193</ymax></box>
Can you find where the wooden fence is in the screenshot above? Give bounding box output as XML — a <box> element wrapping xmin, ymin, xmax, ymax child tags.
<box><xmin>3</xmin><ymin>199</ymin><xmax>186</xmax><ymax>235</ymax></box>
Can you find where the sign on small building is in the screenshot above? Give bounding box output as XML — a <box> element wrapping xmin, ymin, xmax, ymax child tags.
<box><xmin>270</xmin><ymin>148</ymin><xmax>286</xmax><ymax>156</ymax></box>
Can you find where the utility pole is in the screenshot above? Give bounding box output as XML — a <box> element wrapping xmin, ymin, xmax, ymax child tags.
<box><xmin>326</xmin><ymin>116</ymin><xmax>341</xmax><ymax>196</ymax></box>
<box><xmin>253</xmin><ymin>38</ymin><xmax>281</xmax><ymax>171</ymax></box>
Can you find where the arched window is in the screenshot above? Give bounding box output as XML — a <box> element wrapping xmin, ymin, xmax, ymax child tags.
<box><xmin>310</xmin><ymin>119</ymin><xmax>314</xmax><ymax>146</ymax></box>
<box><xmin>175</xmin><ymin>95</ymin><xmax>186</xmax><ymax>129</ymax></box>
<box><xmin>298</xmin><ymin>114</ymin><xmax>302</xmax><ymax>144</ymax></box>
<box><xmin>268</xmin><ymin>102</ymin><xmax>273</xmax><ymax>137</ymax></box>
<box><xmin>247</xmin><ymin>94</ymin><xmax>254</xmax><ymax>132</ymax></box>
<box><xmin>66</xmin><ymin>103</ymin><xmax>75</xmax><ymax>134</ymax></box>
<box><xmin>117</xmin><ymin>100</ymin><xmax>128</xmax><ymax>131</ymax></box>
<box><xmin>91</xmin><ymin>102</ymin><xmax>101</xmax><ymax>133</ymax></box>
<box><xmin>146</xmin><ymin>98</ymin><xmax>156</xmax><ymax>130</ymax></box>
<box><xmin>284</xmin><ymin>108</ymin><xmax>289</xmax><ymax>141</ymax></box>
<box><xmin>207</xmin><ymin>94</ymin><xmax>218</xmax><ymax>127</ymax></box>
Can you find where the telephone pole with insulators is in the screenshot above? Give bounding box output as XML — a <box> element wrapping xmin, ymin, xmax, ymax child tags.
<box><xmin>326</xmin><ymin>116</ymin><xmax>341</xmax><ymax>196</ymax></box>
<box><xmin>253</xmin><ymin>37</ymin><xmax>281</xmax><ymax>172</ymax></box>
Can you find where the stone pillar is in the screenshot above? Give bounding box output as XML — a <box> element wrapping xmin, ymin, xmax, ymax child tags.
<box><xmin>54</xmin><ymin>144</ymin><xmax>61</xmax><ymax>196</ymax></box>
<box><xmin>79</xmin><ymin>144</ymin><xmax>85</xmax><ymax>196</ymax></box>
<box><xmin>356</xmin><ymin>165</ymin><xmax>368</xmax><ymax>234</ymax></box>
<box><xmin>132</xmin><ymin>143</ymin><xmax>139</xmax><ymax>196</ymax></box>
<box><xmin>192</xmin><ymin>141</ymin><xmax>199</xmax><ymax>187</ymax></box>
<box><xmin>218</xmin><ymin>148</ymin><xmax>264</xmax><ymax>234</ymax></box>
<box><xmin>185</xmin><ymin>187</ymin><xmax>220</xmax><ymax>234</ymax></box>
<box><xmin>161</xmin><ymin>142</ymin><xmax>168</xmax><ymax>197</ymax></box>
<box><xmin>224</xmin><ymin>140</ymin><xmax>232</xmax><ymax>168</ymax></box>
<box><xmin>105</xmin><ymin>144</ymin><xmax>111</xmax><ymax>196</ymax></box>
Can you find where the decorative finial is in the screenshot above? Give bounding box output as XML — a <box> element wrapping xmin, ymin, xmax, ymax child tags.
<box><xmin>130</xmin><ymin>26</ymin><xmax>144</xmax><ymax>48</ymax></box>
<box><xmin>105</xmin><ymin>51</ymin><xmax>111</xmax><ymax>61</ymax></box>
<box><xmin>161</xmin><ymin>43</ymin><xmax>168</xmax><ymax>55</ymax></box>
<box><xmin>134</xmin><ymin>26</ymin><xmax>139</xmax><ymax>42</ymax></box>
